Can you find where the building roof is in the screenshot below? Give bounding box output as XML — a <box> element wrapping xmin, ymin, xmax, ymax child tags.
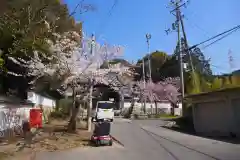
<box><xmin>0</xmin><ymin>95</ymin><xmax>35</xmax><ymax>106</ymax></box>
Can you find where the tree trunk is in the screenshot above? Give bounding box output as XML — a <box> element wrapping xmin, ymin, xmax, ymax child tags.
<box><xmin>67</xmin><ymin>105</ymin><xmax>80</xmax><ymax>132</ymax></box>
<box><xmin>55</xmin><ymin>100</ymin><xmax>60</xmax><ymax>111</ymax></box>
<box><xmin>87</xmin><ymin>83</ymin><xmax>93</xmax><ymax>132</ymax></box>
<box><xmin>67</xmin><ymin>87</ymin><xmax>78</xmax><ymax>132</ymax></box>
<box><xmin>120</xmin><ymin>93</ymin><xmax>124</xmax><ymax>110</ymax></box>
<box><xmin>129</xmin><ymin>96</ymin><xmax>135</xmax><ymax>117</ymax></box>
<box><xmin>69</xmin><ymin>99</ymin><xmax>73</xmax><ymax>117</ymax></box>
<box><xmin>170</xmin><ymin>103</ymin><xmax>175</xmax><ymax>116</ymax></box>
<box><xmin>150</xmin><ymin>104</ymin><xmax>153</xmax><ymax>115</ymax></box>
<box><xmin>154</xmin><ymin>101</ymin><xmax>158</xmax><ymax>115</ymax></box>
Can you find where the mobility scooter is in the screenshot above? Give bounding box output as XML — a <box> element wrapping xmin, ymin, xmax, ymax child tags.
<box><xmin>91</xmin><ymin>119</ymin><xmax>113</xmax><ymax>146</ymax></box>
<box><xmin>91</xmin><ymin>101</ymin><xmax>115</xmax><ymax>146</ymax></box>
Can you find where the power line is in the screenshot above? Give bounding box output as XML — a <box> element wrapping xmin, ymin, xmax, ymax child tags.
<box><xmin>184</xmin><ymin>7</ymin><xmax>209</xmax><ymax>36</ymax></box>
<box><xmin>210</xmin><ymin>64</ymin><xmax>230</xmax><ymax>75</ymax></box>
<box><xmin>95</xmin><ymin>0</ymin><xmax>118</xmax><ymax>39</ymax></box>
<box><xmin>189</xmin><ymin>24</ymin><xmax>240</xmax><ymax>50</ymax></box>
<box><xmin>202</xmin><ymin>26</ymin><xmax>240</xmax><ymax>49</ymax></box>
<box><xmin>69</xmin><ymin>0</ymin><xmax>84</xmax><ymax>17</ymax></box>
<box><xmin>106</xmin><ymin>0</ymin><xmax>118</xmax><ymax>17</ymax></box>
<box><xmin>185</xmin><ymin>7</ymin><xmax>212</xmax><ymax>37</ymax></box>
<box><xmin>184</xmin><ymin>15</ymin><xmax>210</xmax><ymax>38</ymax></box>
<box><xmin>210</xmin><ymin>64</ymin><xmax>229</xmax><ymax>71</ymax></box>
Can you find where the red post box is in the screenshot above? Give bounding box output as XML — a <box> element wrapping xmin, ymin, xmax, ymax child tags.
<box><xmin>29</xmin><ymin>108</ymin><xmax>43</xmax><ymax>128</ymax></box>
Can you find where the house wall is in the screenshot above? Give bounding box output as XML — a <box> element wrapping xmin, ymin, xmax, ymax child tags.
<box><xmin>0</xmin><ymin>92</ymin><xmax>56</xmax><ymax>138</ymax></box>
<box><xmin>27</xmin><ymin>92</ymin><xmax>56</xmax><ymax>122</ymax></box>
<box><xmin>191</xmin><ymin>89</ymin><xmax>240</xmax><ymax>137</ymax></box>
<box><xmin>123</xmin><ymin>102</ymin><xmax>182</xmax><ymax>116</ymax></box>
<box><xmin>231</xmin><ymin>98</ymin><xmax>240</xmax><ymax>135</ymax></box>
<box><xmin>27</xmin><ymin>92</ymin><xmax>56</xmax><ymax>108</ymax></box>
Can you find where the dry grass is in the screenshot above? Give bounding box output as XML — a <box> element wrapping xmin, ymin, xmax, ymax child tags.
<box><xmin>0</xmin><ymin>152</ymin><xmax>9</xmax><ymax>160</ymax></box>
<box><xmin>0</xmin><ymin>119</ymin><xmax>92</xmax><ymax>160</ymax></box>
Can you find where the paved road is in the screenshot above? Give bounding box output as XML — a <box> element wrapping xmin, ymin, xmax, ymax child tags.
<box><xmin>135</xmin><ymin>120</ymin><xmax>240</xmax><ymax>160</ymax></box>
<box><xmin>36</xmin><ymin>119</ymin><xmax>240</xmax><ymax>160</ymax></box>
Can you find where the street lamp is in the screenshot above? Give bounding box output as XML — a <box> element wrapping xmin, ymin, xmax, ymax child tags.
<box><xmin>141</xmin><ymin>59</ymin><xmax>146</xmax><ymax>113</ymax></box>
<box><xmin>146</xmin><ymin>33</ymin><xmax>152</xmax><ymax>114</ymax></box>
<box><xmin>146</xmin><ymin>33</ymin><xmax>152</xmax><ymax>81</ymax></box>
<box><xmin>141</xmin><ymin>33</ymin><xmax>152</xmax><ymax>114</ymax></box>
<box><xmin>146</xmin><ymin>33</ymin><xmax>151</xmax><ymax>41</ymax></box>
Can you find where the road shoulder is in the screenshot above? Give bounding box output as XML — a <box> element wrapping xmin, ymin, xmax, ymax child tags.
<box><xmin>141</xmin><ymin>125</ymin><xmax>240</xmax><ymax>160</ymax></box>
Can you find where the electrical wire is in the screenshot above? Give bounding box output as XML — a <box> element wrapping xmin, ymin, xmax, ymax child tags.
<box><xmin>210</xmin><ymin>64</ymin><xmax>229</xmax><ymax>71</ymax></box>
<box><xmin>210</xmin><ymin>64</ymin><xmax>230</xmax><ymax>75</ymax></box>
<box><xmin>69</xmin><ymin>0</ymin><xmax>84</xmax><ymax>17</ymax></box>
<box><xmin>95</xmin><ymin>0</ymin><xmax>118</xmax><ymax>39</ymax></box>
<box><xmin>179</xmin><ymin>7</ymin><xmax>239</xmax><ymax>77</ymax></box>
<box><xmin>199</xmin><ymin>27</ymin><xmax>240</xmax><ymax>74</ymax></box>
<box><xmin>184</xmin><ymin>15</ymin><xmax>210</xmax><ymax>38</ymax></box>
<box><xmin>106</xmin><ymin>0</ymin><xmax>118</xmax><ymax>17</ymax></box>
<box><xmin>202</xmin><ymin>26</ymin><xmax>240</xmax><ymax>49</ymax></box>
<box><xmin>189</xmin><ymin>24</ymin><xmax>240</xmax><ymax>50</ymax></box>
<box><xmin>174</xmin><ymin>25</ymin><xmax>240</xmax><ymax>64</ymax></box>
<box><xmin>192</xmin><ymin>57</ymin><xmax>232</xmax><ymax>73</ymax></box>
<box><xmin>185</xmin><ymin>7</ymin><xmax>214</xmax><ymax>38</ymax></box>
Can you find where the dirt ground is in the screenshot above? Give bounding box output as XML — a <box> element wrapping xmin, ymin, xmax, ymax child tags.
<box><xmin>0</xmin><ymin>120</ymin><xmax>92</xmax><ymax>160</ymax></box>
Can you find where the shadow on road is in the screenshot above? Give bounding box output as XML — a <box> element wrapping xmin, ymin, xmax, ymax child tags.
<box><xmin>81</xmin><ymin>139</ymin><xmax>96</xmax><ymax>147</ymax></box>
<box><xmin>163</xmin><ymin>117</ymin><xmax>240</xmax><ymax>145</ymax></box>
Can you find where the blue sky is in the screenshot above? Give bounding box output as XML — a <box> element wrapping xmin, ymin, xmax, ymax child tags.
<box><xmin>64</xmin><ymin>0</ymin><xmax>240</xmax><ymax>74</ymax></box>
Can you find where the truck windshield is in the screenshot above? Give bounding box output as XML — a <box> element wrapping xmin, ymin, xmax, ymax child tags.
<box><xmin>98</xmin><ymin>103</ymin><xmax>114</xmax><ymax>109</ymax></box>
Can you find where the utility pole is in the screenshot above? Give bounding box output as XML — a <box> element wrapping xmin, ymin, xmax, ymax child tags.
<box><xmin>141</xmin><ymin>36</ymin><xmax>147</xmax><ymax>114</ymax></box>
<box><xmin>146</xmin><ymin>33</ymin><xmax>153</xmax><ymax>114</ymax></box>
<box><xmin>176</xmin><ymin>2</ymin><xmax>185</xmax><ymax>98</ymax></box>
<box><xmin>167</xmin><ymin>0</ymin><xmax>195</xmax><ymax>97</ymax></box>
<box><xmin>178</xmin><ymin>2</ymin><xmax>197</xmax><ymax>93</ymax></box>
<box><xmin>146</xmin><ymin>33</ymin><xmax>152</xmax><ymax>81</ymax></box>
<box><xmin>142</xmin><ymin>53</ymin><xmax>146</xmax><ymax>113</ymax></box>
<box><xmin>167</xmin><ymin>0</ymin><xmax>195</xmax><ymax>116</ymax></box>
<box><xmin>87</xmin><ymin>34</ymin><xmax>95</xmax><ymax>132</ymax></box>
<box><xmin>167</xmin><ymin>0</ymin><xmax>185</xmax><ymax>98</ymax></box>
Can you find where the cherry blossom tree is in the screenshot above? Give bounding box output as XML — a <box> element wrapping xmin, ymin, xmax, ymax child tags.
<box><xmin>8</xmin><ymin>29</ymin><xmax>180</xmax><ymax>118</ymax></box>
<box><xmin>53</xmin><ymin>34</ymin><xmax>125</xmax><ymax>131</ymax></box>
<box><xmin>137</xmin><ymin>77</ymin><xmax>180</xmax><ymax>115</ymax></box>
<box><xmin>7</xmin><ymin>29</ymin><xmax>127</xmax><ymax>131</ymax></box>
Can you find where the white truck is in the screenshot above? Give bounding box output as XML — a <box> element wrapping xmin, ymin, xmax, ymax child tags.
<box><xmin>93</xmin><ymin>101</ymin><xmax>114</xmax><ymax>122</ymax></box>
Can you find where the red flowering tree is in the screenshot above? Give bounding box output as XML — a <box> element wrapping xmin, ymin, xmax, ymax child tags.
<box><xmin>138</xmin><ymin>77</ymin><xmax>180</xmax><ymax>115</ymax></box>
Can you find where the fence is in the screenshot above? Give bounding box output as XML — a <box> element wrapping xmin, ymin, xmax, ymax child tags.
<box><xmin>0</xmin><ymin>107</ymin><xmax>30</xmax><ymax>138</ymax></box>
<box><xmin>123</xmin><ymin>102</ymin><xmax>182</xmax><ymax>116</ymax></box>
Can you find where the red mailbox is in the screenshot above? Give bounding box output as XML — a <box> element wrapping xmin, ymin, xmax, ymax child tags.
<box><xmin>29</xmin><ymin>108</ymin><xmax>42</xmax><ymax>128</ymax></box>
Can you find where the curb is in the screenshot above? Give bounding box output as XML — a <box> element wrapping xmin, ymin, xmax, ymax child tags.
<box><xmin>110</xmin><ymin>135</ymin><xmax>124</xmax><ymax>147</ymax></box>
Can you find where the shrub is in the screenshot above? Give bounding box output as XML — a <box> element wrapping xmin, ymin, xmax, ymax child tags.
<box><xmin>122</xmin><ymin>107</ymin><xmax>133</xmax><ymax>118</ymax></box>
<box><xmin>50</xmin><ymin>110</ymin><xmax>68</xmax><ymax>119</ymax></box>
<box><xmin>133</xmin><ymin>113</ymin><xmax>139</xmax><ymax>119</ymax></box>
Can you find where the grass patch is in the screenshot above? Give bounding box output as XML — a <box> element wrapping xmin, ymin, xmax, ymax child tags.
<box><xmin>147</xmin><ymin>114</ymin><xmax>179</xmax><ymax>119</ymax></box>
<box><xmin>155</xmin><ymin>114</ymin><xmax>178</xmax><ymax>118</ymax></box>
<box><xmin>163</xmin><ymin>116</ymin><xmax>195</xmax><ymax>134</ymax></box>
